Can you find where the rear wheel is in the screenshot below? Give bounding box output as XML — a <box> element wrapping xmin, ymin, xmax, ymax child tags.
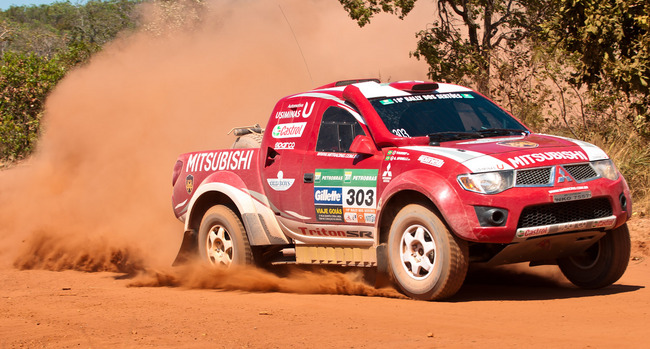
<box><xmin>558</xmin><ymin>223</ymin><xmax>630</xmax><ymax>289</ymax></box>
<box><xmin>387</xmin><ymin>204</ymin><xmax>468</xmax><ymax>300</ymax></box>
<box><xmin>198</xmin><ymin>205</ymin><xmax>253</xmax><ymax>267</ymax></box>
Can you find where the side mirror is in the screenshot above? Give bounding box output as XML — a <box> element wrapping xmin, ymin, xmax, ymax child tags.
<box><xmin>349</xmin><ymin>135</ymin><xmax>377</xmax><ymax>155</ymax></box>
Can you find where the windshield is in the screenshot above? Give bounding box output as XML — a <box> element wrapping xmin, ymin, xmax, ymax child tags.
<box><xmin>370</xmin><ymin>92</ymin><xmax>527</xmax><ymax>139</ymax></box>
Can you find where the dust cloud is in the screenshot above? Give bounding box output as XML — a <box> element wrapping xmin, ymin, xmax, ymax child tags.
<box><xmin>129</xmin><ymin>263</ymin><xmax>405</xmax><ymax>299</ymax></box>
<box><xmin>0</xmin><ymin>0</ymin><xmax>428</xmax><ymax>296</ymax></box>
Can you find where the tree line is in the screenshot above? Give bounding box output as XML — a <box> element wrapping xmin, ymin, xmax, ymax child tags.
<box><xmin>0</xmin><ymin>0</ymin><xmax>142</xmax><ymax>163</ymax></box>
<box><xmin>1</xmin><ymin>0</ymin><xmax>648</xmax><ymax>210</ymax></box>
<box><xmin>340</xmin><ymin>0</ymin><xmax>649</xmax><ymax>211</ymax></box>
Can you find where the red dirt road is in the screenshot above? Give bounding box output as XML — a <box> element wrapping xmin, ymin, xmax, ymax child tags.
<box><xmin>1</xmin><ymin>221</ymin><xmax>648</xmax><ymax>348</ymax></box>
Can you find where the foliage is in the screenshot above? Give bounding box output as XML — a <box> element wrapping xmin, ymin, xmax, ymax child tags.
<box><xmin>545</xmin><ymin>0</ymin><xmax>650</xmax><ymax>136</ymax></box>
<box><xmin>0</xmin><ymin>1</ymin><xmax>143</xmax><ymax>163</ymax></box>
<box><xmin>339</xmin><ymin>0</ymin><xmax>554</xmax><ymax>96</ymax></box>
<box><xmin>0</xmin><ymin>51</ymin><xmax>66</xmax><ymax>160</ymax></box>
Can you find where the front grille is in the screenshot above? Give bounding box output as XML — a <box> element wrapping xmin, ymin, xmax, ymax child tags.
<box><xmin>563</xmin><ymin>164</ymin><xmax>598</xmax><ymax>181</ymax></box>
<box><xmin>515</xmin><ymin>168</ymin><xmax>552</xmax><ymax>186</ymax></box>
<box><xmin>518</xmin><ymin>198</ymin><xmax>612</xmax><ymax>228</ymax></box>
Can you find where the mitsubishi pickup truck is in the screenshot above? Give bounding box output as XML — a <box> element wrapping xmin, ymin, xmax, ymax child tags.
<box><xmin>171</xmin><ymin>79</ymin><xmax>632</xmax><ymax>300</ymax></box>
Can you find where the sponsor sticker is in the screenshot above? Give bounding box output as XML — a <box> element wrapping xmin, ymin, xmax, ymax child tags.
<box><xmin>316</xmin><ymin>152</ymin><xmax>356</xmax><ymax>159</ymax></box>
<box><xmin>507</xmin><ymin>150</ymin><xmax>588</xmax><ymax>168</ymax></box>
<box><xmin>297</xmin><ymin>227</ymin><xmax>373</xmax><ymax>238</ymax></box>
<box><xmin>274</xmin><ymin>141</ymin><xmax>295</xmax><ymax>150</ymax></box>
<box><xmin>382</xmin><ymin>163</ymin><xmax>393</xmax><ymax>183</ymax></box>
<box><xmin>314</xmin><ymin>168</ymin><xmax>378</xmax><ymax>223</ymax></box>
<box><xmin>274</xmin><ymin>101</ymin><xmax>315</xmax><ymax>119</ymax></box>
<box><xmin>497</xmin><ymin>140</ymin><xmax>539</xmax><ymax>148</ymax></box>
<box><xmin>186</xmin><ymin>149</ymin><xmax>254</xmax><ymax>172</ymax></box>
<box><xmin>266</xmin><ymin>170</ymin><xmax>295</xmax><ymax>191</ymax></box>
<box><xmin>516</xmin><ymin>216</ymin><xmax>616</xmax><ymax>239</ymax></box>
<box><xmin>314</xmin><ymin>205</ymin><xmax>344</xmax><ymax>222</ymax></box>
<box><xmin>272</xmin><ymin>122</ymin><xmax>307</xmax><ymax>139</ymax></box>
<box><xmin>418</xmin><ymin>154</ymin><xmax>444</xmax><ymax>168</ymax></box>
<box><xmin>314</xmin><ymin>187</ymin><xmax>343</xmax><ymax>205</ymax></box>
<box><xmin>185</xmin><ymin>174</ymin><xmax>194</xmax><ymax>194</ymax></box>
<box><xmin>385</xmin><ymin>150</ymin><xmax>410</xmax><ymax>162</ymax></box>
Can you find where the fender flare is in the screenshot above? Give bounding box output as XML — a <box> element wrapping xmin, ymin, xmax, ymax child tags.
<box><xmin>185</xmin><ymin>171</ymin><xmax>288</xmax><ymax>245</ymax></box>
<box><xmin>377</xmin><ymin>169</ymin><xmax>477</xmax><ymax>241</ymax></box>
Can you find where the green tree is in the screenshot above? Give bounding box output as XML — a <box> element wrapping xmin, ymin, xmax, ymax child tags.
<box><xmin>545</xmin><ymin>0</ymin><xmax>650</xmax><ymax>135</ymax></box>
<box><xmin>0</xmin><ymin>51</ymin><xmax>67</xmax><ymax>160</ymax></box>
<box><xmin>339</xmin><ymin>0</ymin><xmax>554</xmax><ymax>96</ymax></box>
<box><xmin>0</xmin><ymin>1</ymin><xmax>143</xmax><ymax>162</ymax></box>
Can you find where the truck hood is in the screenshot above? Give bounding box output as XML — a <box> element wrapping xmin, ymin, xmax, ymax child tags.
<box><xmin>402</xmin><ymin>134</ymin><xmax>609</xmax><ymax>172</ymax></box>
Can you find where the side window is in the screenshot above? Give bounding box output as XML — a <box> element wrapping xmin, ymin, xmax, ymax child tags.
<box><xmin>316</xmin><ymin>106</ymin><xmax>366</xmax><ymax>152</ymax></box>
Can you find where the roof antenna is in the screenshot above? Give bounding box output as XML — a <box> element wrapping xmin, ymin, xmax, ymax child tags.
<box><xmin>278</xmin><ymin>5</ymin><xmax>313</xmax><ymax>84</ymax></box>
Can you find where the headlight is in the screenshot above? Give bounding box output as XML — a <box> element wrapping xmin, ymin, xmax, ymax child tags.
<box><xmin>592</xmin><ymin>159</ymin><xmax>619</xmax><ymax>180</ymax></box>
<box><xmin>458</xmin><ymin>171</ymin><xmax>514</xmax><ymax>194</ymax></box>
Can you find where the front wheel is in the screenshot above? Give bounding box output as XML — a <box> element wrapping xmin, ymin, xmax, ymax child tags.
<box><xmin>558</xmin><ymin>223</ymin><xmax>631</xmax><ymax>289</ymax></box>
<box><xmin>387</xmin><ymin>204</ymin><xmax>468</xmax><ymax>300</ymax></box>
<box><xmin>198</xmin><ymin>205</ymin><xmax>253</xmax><ymax>267</ymax></box>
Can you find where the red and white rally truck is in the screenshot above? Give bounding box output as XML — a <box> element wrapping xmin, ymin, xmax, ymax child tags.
<box><xmin>171</xmin><ymin>79</ymin><xmax>632</xmax><ymax>300</ymax></box>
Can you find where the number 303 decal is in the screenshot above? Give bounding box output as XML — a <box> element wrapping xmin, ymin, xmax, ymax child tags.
<box><xmin>346</xmin><ymin>189</ymin><xmax>374</xmax><ymax>207</ymax></box>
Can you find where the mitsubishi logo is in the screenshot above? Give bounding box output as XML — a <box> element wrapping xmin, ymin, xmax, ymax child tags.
<box><xmin>557</xmin><ymin>167</ymin><xmax>573</xmax><ymax>183</ymax></box>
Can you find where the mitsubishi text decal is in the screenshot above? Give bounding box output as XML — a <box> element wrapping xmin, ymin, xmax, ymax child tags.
<box><xmin>314</xmin><ymin>168</ymin><xmax>378</xmax><ymax>223</ymax></box>
<box><xmin>186</xmin><ymin>149</ymin><xmax>254</xmax><ymax>172</ymax></box>
<box><xmin>507</xmin><ymin>150</ymin><xmax>588</xmax><ymax>168</ymax></box>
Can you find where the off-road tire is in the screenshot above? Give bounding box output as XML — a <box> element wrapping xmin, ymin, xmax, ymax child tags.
<box><xmin>387</xmin><ymin>204</ymin><xmax>469</xmax><ymax>300</ymax></box>
<box><xmin>198</xmin><ymin>205</ymin><xmax>253</xmax><ymax>267</ymax></box>
<box><xmin>558</xmin><ymin>223</ymin><xmax>631</xmax><ymax>289</ymax></box>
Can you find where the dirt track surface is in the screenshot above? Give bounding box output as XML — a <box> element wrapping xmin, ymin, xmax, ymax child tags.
<box><xmin>2</xmin><ymin>221</ymin><xmax>648</xmax><ymax>348</ymax></box>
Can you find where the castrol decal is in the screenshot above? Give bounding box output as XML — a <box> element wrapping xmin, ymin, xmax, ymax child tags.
<box><xmin>272</xmin><ymin>122</ymin><xmax>307</xmax><ymax>139</ymax></box>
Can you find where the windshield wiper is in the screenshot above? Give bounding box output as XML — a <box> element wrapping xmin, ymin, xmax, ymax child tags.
<box><xmin>428</xmin><ymin>132</ymin><xmax>482</xmax><ymax>144</ymax></box>
<box><xmin>476</xmin><ymin>128</ymin><xmax>529</xmax><ymax>137</ymax></box>
<box><xmin>428</xmin><ymin>129</ymin><xmax>528</xmax><ymax>145</ymax></box>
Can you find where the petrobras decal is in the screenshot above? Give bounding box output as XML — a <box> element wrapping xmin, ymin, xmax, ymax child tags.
<box><xmin>274</xmin><ymin>141</ymin><xmax>295</xmax><ymax>150</ymax></box>
<box><xmin>266</xmin><ymin>171</ymin><xmax>295</xmax><ymax>191</ymax></box>
<box><xmin>507</xmin><ymin>150</ymin><xmax>588</xmax><ymax>169</ymax></box>
<box><xmin>185</xmin><ymin>149</ymin><xmax>254</xmax><ymax>172</ymax></box>
<box><xmin>314</xmin><ymin>187</ymin><xmax>343</xmax><ymax>205</ymax></box>
<box><xmin>274</xmin><ymin>101</ymin><xmax>316</xmax><ymax>119</ymax></box>
<box><xmin>272</xmin><ymin>122</ymin><xmax>307</xmax><ymax>139</ymax></box>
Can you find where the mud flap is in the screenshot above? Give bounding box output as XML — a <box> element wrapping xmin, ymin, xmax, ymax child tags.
<box><xmin>172</xmin><ymin>229</ymin><xmax>198</xmax><ymax>266</ymax></box>
<box><xmin>376</xmin><ymin>243</ymin><xmax>388</xmax><ymax>274</ymax></box>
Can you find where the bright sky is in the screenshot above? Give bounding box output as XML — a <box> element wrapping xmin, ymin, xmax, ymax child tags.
<box><xmin>0</xmin><ymin>0</ymin><xmax>88</xmax><ymax>10</ymax></box>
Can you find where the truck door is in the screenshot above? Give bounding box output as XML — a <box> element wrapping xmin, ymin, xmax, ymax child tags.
<box><xmin>296</xmin><ymin>104</ymin><xmax>383</xmax><ymax>242</ymax></box>
<box><xmin>259</xmin><ymin>97</ymin><xmax>318</xmax><ymax>224</ymax></box>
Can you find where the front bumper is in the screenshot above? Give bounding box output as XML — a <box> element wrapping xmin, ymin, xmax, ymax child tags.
<box><xmin>451</xmin><ymin>175</ymin><xmax>631</xmax><ymax>244</ymax></box>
